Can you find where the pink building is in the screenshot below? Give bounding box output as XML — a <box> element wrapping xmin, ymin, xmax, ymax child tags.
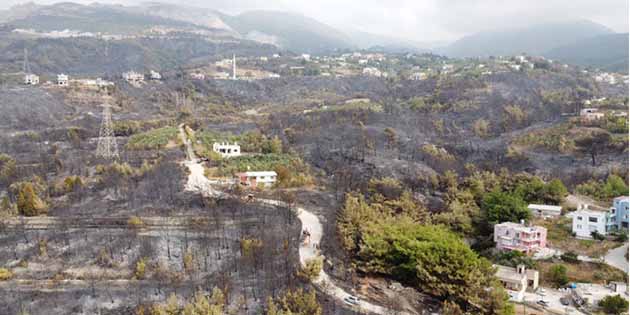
<box><xmin>494</xmin><ymin>222</ymin><xmax>547</xmax><ymax>254</ymax></box>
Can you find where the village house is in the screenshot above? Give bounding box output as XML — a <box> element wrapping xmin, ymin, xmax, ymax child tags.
<box><xmin>235</xmin><ymin>171</ymin><xmax>277</xmax><ymax>188</ymax></box>
<box><xmin>410</xmin><ymin>72</ymin><xmax>427</xmax><ymax>81</ymax></box>
<box><xmin>190</xmin><ymin>73</ymin><xmax>205</xmax><ymax>80</ymax></box>
<box><xmin>150</xmin><ymin>70</ymin><xmax>162</xmax><ymax>80</ymax></box>
<box><xmin>24</xmin><ymin>73</ymin><xmax>39</xmax><ymax>85</ymax></box>
<box><xmin>580</xmin><ymin>108</ymin><xmax>605</xmax><ymax>123</ymax></box>
<box><xmin>212</xmin><ymin>142</ymin><xmax>241</xmax><ymax>158</ymax></box>
<box><xmin>613</xmin><ymin>196</ymin><xmax>629</xmax><ymax>229</ymax></box>
<box><xmin>495</xmin><ymin>264</ymin><xmax>539</xmax><ymax>301</ymax></box>
<box><xmin>57</xmin><ymin>74</ymin><xmax>69</xmax><ymax>87</ymax></box>
<box><xmin>527</xmin><ymin>204</ymin><xmax>562</xmax><ymax>218</ymax></box>
<box><xmin>494</xmin><ymin>222</ymin><xmax>547</xmax><ymax>254</ymax></box>
<box><xmin>122</xmin><ymin>71</ymin><xmax>144</xmax><ymax>84</ymax></box>
<box><xmin>569</xmin><ymin>204</ymin><xmax>616</xmax><ymax>238</ymax></box>
<box><xmin>213</xmin><ymin>72</ymin><xmax>230</xmax><ymax>80</ymax></box>
<box><xmin>362</xmin><ymin>67</ymin><xmax>382</xmax><ymax>77</ymax></box>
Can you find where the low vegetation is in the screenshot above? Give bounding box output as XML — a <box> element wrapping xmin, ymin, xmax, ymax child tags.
<box><xmin>575</xmin><ymin>174</ymin><xmax>628</xmax><ymax>202</ymax></box>
<box><xmin>265</xmin><ymin>288</ymin><xmax>321</xmax><ymax>315</ymax></box>
<box><xmin>126</xmin><ymin>127</ymin><xmax>180</xmax><ymax>150</ymax></box>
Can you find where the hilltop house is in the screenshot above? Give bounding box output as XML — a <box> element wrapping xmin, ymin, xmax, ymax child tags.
<box><xmin>527</xmin><ymin>204</ymin><xmax>562</xmax><ymax>218</ymax></box>
<box><xmin>235</xmin><ymin>171</ymin><xmax>277</xmax><ymax>188</ymax></box>
<box><xmin>362</xmin><ymin>67</ymin><xmax>382</xmax><ymax>77</ymax></box>
<box><xmin>494</xmin><ymin>222</ymin><xmax>547</xmax><ymax>254</ymax></box>
<box><xmin>212</xmin><ymin>142</ymin><xmax>241</xmax><ymax>158</ymax></box>
<box><xmin>190</xmin><ymin>73</ymin><xmax>205</xmax><ymax>80</ymax></box>
<box><xmin>24</xmin><ymin>74</ymin><xmax>39</xmax><ymax>85</ymax></box>
<box><xmin>569</xmin><ymin>204</ymin><xmax>616</xmax><ymax>238</ymax></box>
<box><xmin>410</xmin><ymin>72</ymin><xmax>427</xmax><ymax>81</ymax></box>
<box><xmin>57</xmin><ymin>74</ymin><xmax>69</xmax><ymax>87</ymax></box>
<box><xmin>495</xmin><ymin>264</ymin><xmax>539</xmax><ymax>301</ymax></box>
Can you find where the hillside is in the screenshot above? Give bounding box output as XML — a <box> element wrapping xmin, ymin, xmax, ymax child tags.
<box><xmin>219</xmin><ymin>10</ymin><xmax>354</xmax><ymax>53</ymax></box>
<box><xmin>544</xmin><ymin>33</ymin><xmax>629</xmax><ymax>73</ymax></box>
<box><xmin>440</xmin><ymin>20</ymin><xmax>613</xmax><ymax>58</ymax></box>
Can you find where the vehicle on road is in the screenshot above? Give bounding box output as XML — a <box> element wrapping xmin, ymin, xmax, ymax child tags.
<box><xmin>344</xmin><ymin>296</ymin><xmax>360</xmax><ymax>305</ymax></box>
<box><xmin>560</xmin><ymin>296</ymin><xmax>572</xmax><ymax>306</ymax></box>
<box><xmin>537</xmin><ymin>300</ymin><xmax>549</xmax><ymax>307</ymax></box>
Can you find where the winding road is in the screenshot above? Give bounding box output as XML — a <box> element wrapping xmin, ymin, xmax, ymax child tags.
<box><xmin>179</xmin><ymin>126</ymin><xmax>404</xmax><ymax>315</ymax></box>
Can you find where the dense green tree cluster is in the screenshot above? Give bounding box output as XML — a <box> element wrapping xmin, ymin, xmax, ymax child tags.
<box><xmin>337</xmin><ymin>187</ymin><xmax>513</xmax><ymax>314</ymax></box>
<box><xmin>576</xmin><ymin>174</ymin><xmax>629</xmax><ymax>201</ymax></box>
<box><xmin>126</xmin><ymin>127</ymin><xmax>180</xmax><ymax>150</ymax></box>
<box><xmin>265</xmin><ymin>288</ymin><xmax>321</xmax><ymax>315</ymax></box>
<box><xmin>215</xmin><ymin>154</ymin><xmax>313</xmax><ymax>188</ymax></box>
<box><xmin>598</xmin><ymin>295</ymin><xmax>629</xmax><ymax>315</ymax></box>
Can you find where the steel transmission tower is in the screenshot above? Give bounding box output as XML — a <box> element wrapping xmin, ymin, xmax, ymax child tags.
<box><xmin>96</xmin><ymin>104</ymin><xmax>119</xmax><ymax>160</ymax></box>
<box><xmin>23</xmin><ymin>48</ymin><xmax>31</xmax><ymax>74</ymax></box>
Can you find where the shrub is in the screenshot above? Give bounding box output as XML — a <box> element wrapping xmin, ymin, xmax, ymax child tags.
<box><xmin>0</xmin><ymin>268</ymin><xmax>13</xmax><ymax>280</ymax></box>
<box><xmin>134</xmin><ymin>258</ymin><xmax>147</xmax><ymax>280</ymax></box>
<box><xmin>561</xmin><ymin>251</ymin><xmax>579</xmax><ymax>264</ymax></box>
<box><xmin>598</xmin><ymin>295</ymin><xmax>628</xmax><ymax>315</ymax></box>
<box><xmin>128</xmin><ymin>216</ymin><xmax>145</xmax><ymax>228</ymax></box>
<box><xmin>549</xmin><ymin>264</ymin><xmax>569</xmax><ymax>287</ymax></box>
<box><xmin>16</xmin><ymin>182</ymin><xmax>48</xmax><ymax>216</ymax></box>
<box><xmin>182</xmin><ymin>251</ymin><xmax>194</xmax><ymax>274</ymax></box>
<box><xmin>298</xmin><ymin>257</ymin><xmax>323</xmax><ymax>281</ymax></box>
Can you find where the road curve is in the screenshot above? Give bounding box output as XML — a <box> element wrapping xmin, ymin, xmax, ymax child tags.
<box><xmin>178</xmin><ymin>126</ymin><xmax>407</xmax><ymax>315</ymax></box>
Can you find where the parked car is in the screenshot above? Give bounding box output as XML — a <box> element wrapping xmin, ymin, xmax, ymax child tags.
<box><xmin>560</xmin><ymin>296</ymin><xmax>571</xmax><ymax>306</ymax></box>
<box><xmin>537</xmin><ymin>300</ymin><xmax>549</xmax><ymax>307</ymax></box>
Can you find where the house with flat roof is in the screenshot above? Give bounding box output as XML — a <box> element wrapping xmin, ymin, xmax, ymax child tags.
<box><xmin>235</xmin><ymin>171</ymin><xmax>277</xmax><ymax>188</ymax></box>
<box><xmin>527</xmin><ymin>204</ymin><xmax>562</xmax><ymax>218</ymax></box>
<box><xmin>494</xmin><ymin>222</ymin><xmax>547</xmax><ymax>254</ymax></box>
<box><xmin>57</xmin><ymin>74</ymin><xmax>69</xmax><ymax>87</ymax></box>
<box><xmin>495</xmin><ymin>264</ymin><xmax>539</xmax><ymax>302</ymax></box>
<box><xmin>24</xmin><ymin>73</ymin><xmax>39</xmax><ymax>85</ymax></box>
<box><xmin>212</xmin><ymin>142</ymin><xmax>241</xmax><ymax>158</ymax></box>
<box><xmin>613</xmin><ymin>196</ymin><xmax>629</xmax><ymax>230</ymax></box>
<box><xmin>568</xmin><ymin>204</ymin><xmax>616</xmax><ymax>238</ymax></box>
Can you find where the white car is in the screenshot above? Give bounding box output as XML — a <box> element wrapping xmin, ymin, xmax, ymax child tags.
<box><xmin>344</xmin><ymin>296</ymin><xmax>360</xmax><ymax>305</ymax></box>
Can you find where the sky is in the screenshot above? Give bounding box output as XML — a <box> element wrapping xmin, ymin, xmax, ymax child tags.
<box><xmin>2</xmin><ymin>0</ymin><xmax>628</xmax><ymax>42</ymax></box>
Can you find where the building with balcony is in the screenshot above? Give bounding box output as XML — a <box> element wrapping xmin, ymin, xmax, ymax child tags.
<box><xmin>494</xmin><ymin>222</ymin><xmax>547</xmax><ymax>254</ymax></box>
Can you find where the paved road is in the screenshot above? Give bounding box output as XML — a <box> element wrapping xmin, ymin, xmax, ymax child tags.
<box><xmin>604</xmin><ymin>243</ymin><xmax>629</xmax><ymax>273</ymax></box>
<box><xmin>179</xmin><ymin>126</ymin><xmax>408</xmax><ymax>315</ymax></box>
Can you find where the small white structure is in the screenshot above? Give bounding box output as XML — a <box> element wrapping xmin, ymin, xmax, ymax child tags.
<box><xmin>527</xmin><ymin>204</ymin><xmax>562</xmax><ymax>218</ymax></box>
<box><xmin>213</xmin><ymin>72</ymin><xmax>230</xmax><ymax>80</ymax></box>
<box><xmin>150</xmin><ymin>70</ymin><xmax>161</xmax><ymax>80</ymax></box>
<box><xmin>569</xmin><ymin>204</ymin><xmax>615</xmax><ymax>238</ymax></box>
<box><xmin>362</xmin><ymin>67</ymin><xmax>382</xmax><ymax>77</ymax></box>
<box><xmin>122</xmin><ymin>71</ymin><xmax>144</xmax><ymax>84</ymax></box>
<box><xmin>495</xmin><ymin>264</ymin><xmax>539</xmax><ymax>302</ymax></box>
<box><xmin>235</xmin><ymin>171</ymin><xmax>277</xmax><ymax>188</ymax></box>
<box><xmin>410</xmin><ymin>72</ymin><xmax>427</xmax><ymax>81</ymax></box>
<box><xmin>57</xmin><ymin>74</ymin><xmax>69</xmax><ymax>86</ymax></box>
<box><xmin>24</xmin><ymin>74</ymin><xmax>39</xmax><ymax>85</ymax></box>
<box><xmin>212</xmin><ymin>142</ymin><xmax>241</xmax><ymax>158</ymax></box>
<box><xmin>190</xmin><ymin>73</ymin><xmax>205</xmax><ymax>80</ymax></box>
<box><xmin>580</xmin><ymin>108</ymin><xmax>605</xmax><ymax>122</ymax></box>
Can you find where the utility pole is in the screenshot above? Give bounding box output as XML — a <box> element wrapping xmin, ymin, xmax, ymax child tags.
<box><xmin>95</xmin><ymin>104</ymin><xmax>119</xmax><ymax>160</ymax></box>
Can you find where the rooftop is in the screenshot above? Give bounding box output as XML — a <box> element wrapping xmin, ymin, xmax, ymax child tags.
<box><xmin>527</xmin><ymin>204</ymin><xmax>562</xmax><ymax>211</ymax></box>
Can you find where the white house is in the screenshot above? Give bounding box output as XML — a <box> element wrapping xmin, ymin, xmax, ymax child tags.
<box><xmin>527</xmin><ymin>204</ymin><xmax>562</xmax><ymax>218</ymax></box>
<box><xmin>122</xmin><ymin>71</ymin><xmax>144</xmax><ymax>84</ymax></box>
<box><xmin>495</xmin><ymin>264</ymin><xmax>539</xmax><ymax>302</ymax></box>
<box><xmin>57</xmin><ymin>74</ymin><xmax>69</xmax><ymax>87</ymax></box>
<box><xmin>212</xmin><ymin>142</ymin><xmax>241</xmax><ymax>158</ymax></box>
<box><xmin>24</xmin><ymin>74</ymin><xmax>39</xmax><ymax>85</ymax></box>
<box><xmin>410</xmin><ymin>72</ymin><xmax>427</xmax><ymax>81</ymax></box>
<box><xmin>569</xmin><ymin>204</ymin><xmax>616</xmax><ymax>238</ymax></box>
<box><xmin>362</xmin><ymin>67</ymin><xmax>382</xmax><ymax>77</ymax></box>
<box><xmin>235</xmin><ymin>171</ymin><xmax>277</xmax><ymax>188</ymax></box>
<box><xmin>150</xmin><ymin>70</ymin><xmax>162</xmax><ymax>80</ymax></box>
<box><xmin>190</xmin><ymin>73</ymin><xmax>205</xmax><ymax>80</ymax></box>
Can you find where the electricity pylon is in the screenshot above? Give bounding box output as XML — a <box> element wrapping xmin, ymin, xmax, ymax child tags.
<box><xmin>95</xmin><ymin>104</ymin><xmax>119</xmax><ymax>160</ymax></box>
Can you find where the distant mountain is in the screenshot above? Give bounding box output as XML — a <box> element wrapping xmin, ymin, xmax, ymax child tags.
<box><xmin>344</xmin><ymin>29</ymin><xmax>432</xmax><ymax>53</ymax></box>
<box><xmin>439</xmin><ymin>20</ymin><xmax>614</xmax><ymax>58</ymax></box>
<box><xmin>544</xmin><ymin>33</ymin><xmax>629</xmax><ymax>73</ymax></box>
<box><xmin>1</xmin><ymin>2</ymin><xmax>203</xmax><ymax>35</ymax></box>
<box><xmin>219</xmin><ymin>10</ymin><xmax>354</xmax><ymax>54</ymax></box>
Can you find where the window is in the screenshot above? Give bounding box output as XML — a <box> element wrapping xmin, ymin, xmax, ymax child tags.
<box><xmin>577</xmin><ymin>216</ymin><xmax>583</xmax><ymax>221</ymax></box>
<box><xmin>577</xmin><ymin>224</ymin><xmax>582</xmax><ymax>229</ymax></box>
<box><xmin>588</xmin><ymin>217</ymin><xmax>598</xmax><ymax>223</ymax></box>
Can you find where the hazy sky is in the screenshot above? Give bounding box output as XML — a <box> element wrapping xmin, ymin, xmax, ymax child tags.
<box><xmin>2</xmin><ymin>0</ymin><xmax>628</xmax><ymax>42</ymax></box>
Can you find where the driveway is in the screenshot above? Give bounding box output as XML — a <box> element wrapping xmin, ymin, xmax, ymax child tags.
<box><xmin>604</xmin><ymin>243</ymin><xmax>628</xmax><ymax>273</ymax></box>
